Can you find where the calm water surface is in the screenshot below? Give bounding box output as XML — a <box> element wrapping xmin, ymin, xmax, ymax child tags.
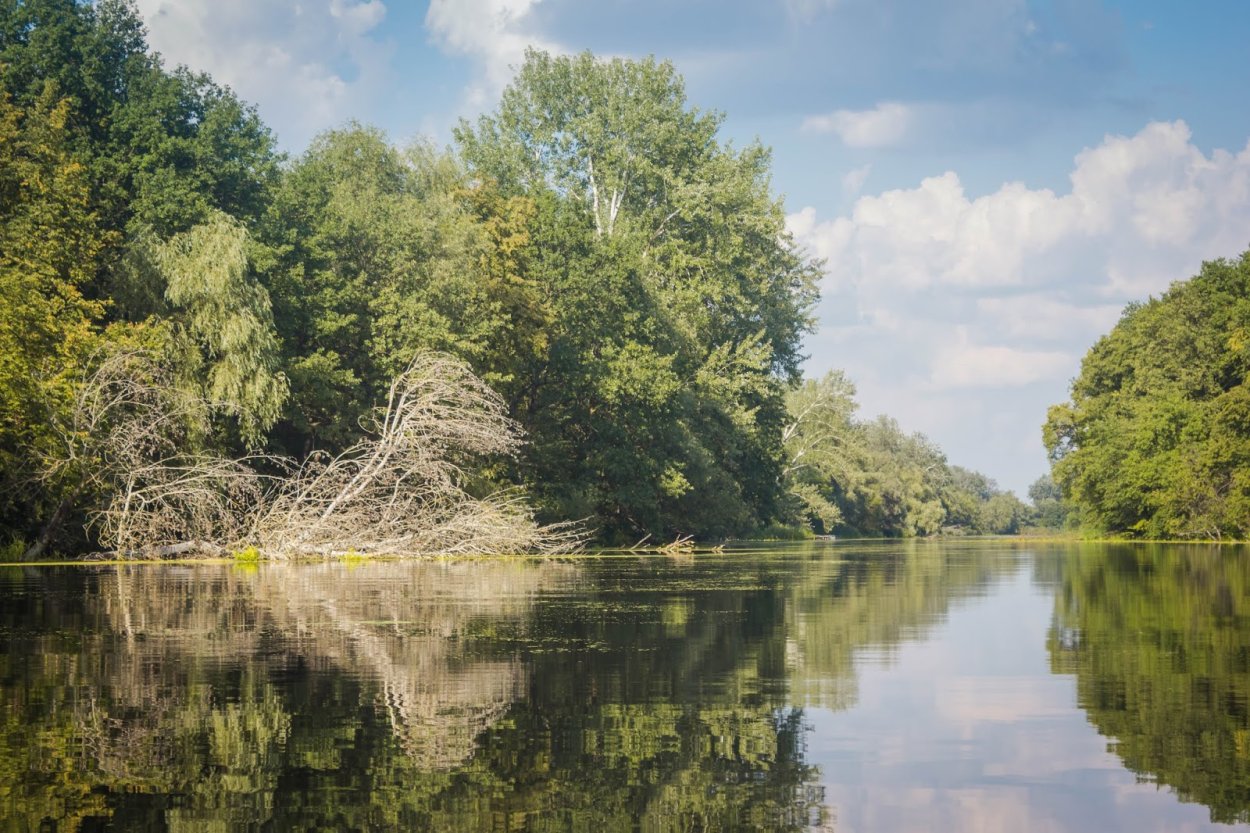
<box><xmin>2</xmin><ymin>541</ymin><xmax>1248</xmax><ymax>831</ymax></box>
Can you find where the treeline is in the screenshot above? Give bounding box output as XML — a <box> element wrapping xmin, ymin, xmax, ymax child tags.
<box><xmin>782</xmin><ymin>373</ymin><xmax>1034</xmax><ymax>537</ymax></box>
<box><xmin>0</xmin><ymin>0</ymin><xmax>1021</xmax><ymax>553</ymax></box>
<box><xmin>1045</xmin><ymin>250</ymin><xmax>1250</xmax><ymax>539</ymax></box>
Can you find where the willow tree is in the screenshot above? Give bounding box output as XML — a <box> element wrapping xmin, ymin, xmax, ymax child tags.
<box><xmin>457</xmin><ymin>50</ymin><xmax>820</xmax><ymax>539</ymax></box>
<box><xmin>157</xmin><ymin>210</ymin><xmax>287</xmax><ymax>446</ymax></box>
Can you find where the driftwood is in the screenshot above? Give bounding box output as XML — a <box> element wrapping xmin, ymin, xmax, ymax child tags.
<box><xmin>59</xmin><ymin>350</ymin><xmax>583</xmax><ymax>558</ymax></box>
<box><xmin>657</xmin><ymin>534</ymin><xmax>695</xmax><ymax>555</ymax></box>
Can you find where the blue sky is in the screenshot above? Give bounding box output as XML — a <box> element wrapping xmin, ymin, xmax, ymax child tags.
<box><xmin>134</xmin><ymin>0</ymin><xmax>1250</xmax><ymax>495</ymax></box>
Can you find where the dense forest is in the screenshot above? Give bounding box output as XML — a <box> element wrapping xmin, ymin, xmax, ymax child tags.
<box><xmin>0</xmin><ymin>0</ymin><xmax>1033</xmax><ymax>556</ymax></box>
<box><xmin>1045</xmin><ymin>251</ymin><xmax>1250</xmax><ymax>539</ymax></box>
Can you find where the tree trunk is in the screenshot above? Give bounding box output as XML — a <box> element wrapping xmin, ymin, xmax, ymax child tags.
<box><xmin>22</xmin><ymin>491</ymin><xmax>78</xmax><ymax>560</ymax></box>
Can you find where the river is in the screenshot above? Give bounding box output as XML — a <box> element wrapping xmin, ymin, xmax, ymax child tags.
<box><xmin>1</xmin><ymin>540</ymin><xmax>1247</xmax><ymax>831</ymax></box>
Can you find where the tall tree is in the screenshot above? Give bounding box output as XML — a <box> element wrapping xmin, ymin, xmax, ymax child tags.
<box><xmin>0</xmin><ymin>0</ymin><xmax>281</xmax><ymax>551</ymax></box>
<box><xmin>1028</xmin><ymin>473</ymin><xmax>1072</xmax><ymax>529</ymax></box>
<box><xmin>457</xmin><ymin>50</ymin><xmax>820</xmax><ymax>539</ymax></box>
<box><xmin>781</xmin><ymin>371</ymin><xmax>860</xmax><ymax>533</ymax></box>
<box><xmin>0</xmin><ymin>0</ymin><xmax>280</xmax><ymax>312</ymax></box>
<box><xmin>0</xmin><ymin>80</ymin><xmax>108</xmax><ymax>545</ymax></box>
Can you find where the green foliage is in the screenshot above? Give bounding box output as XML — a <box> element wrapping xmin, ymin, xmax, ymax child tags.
<box><xmin>1</xmin><ymin>6</ymin><xmax>831</xmax><ymax>548</ymax></box>
<box><xmin>0</xmin><ymin>3</ymin><xmax>1042</xmax><ymax>551</ymax></box>
<box><xmin>0</xmin><ymin>538</ymin><xmax>26</xmax><ymax>562</ymax></box>
<box><xmin>1044</xmin><ymin>251</ymin><xmax>1250</xmax><ymax>538</ymax></box>
<box><xmin>781</xmin><ymin>373</ymin><xmax>1023</xmax><ymax>537</ymax></box>
<box><xmin>0</xmin><ymin>77</ymin><xmax>108</xmax><ymax>543</ymax></box>
<box><xmin>0</xmin><ymin>0</ymin><xmax>279</xmax><ymax>296</ymax></box>
<box><xmin>158</xmin><ymin>211</ymin><xmax>287</xmax><ymax>445</ymax></box>
<box><xmin>457</xmin><ymin>50</ymin><xmax>820</xmax><ymax>541</ymax></box>
<box><xmin>0</xmin><ymin>0</ymin><xmax>280</xmax><ymax>550</ymax></box>
<box><xmin>257</xmin><ymin>125</ymin><xmax>532</xmax><ymax>454</ymax></box>
<box><xmin>977</xmin><ymin>491</ymin><xmax>1029</xmax><ymax>535</ymax></box>
<box><xmin>1027</xmin><ymin>473</ymin><xmax>1074</xmax><ymax>530</ymax></box>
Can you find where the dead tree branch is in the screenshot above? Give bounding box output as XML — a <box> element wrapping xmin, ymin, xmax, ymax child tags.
<box><xmin>82</xmin><ymin>351</ymin><xmax>583</xmax><ymax>557</ymax></box>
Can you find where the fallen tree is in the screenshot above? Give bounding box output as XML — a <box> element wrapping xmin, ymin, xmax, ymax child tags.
<box><xmin>245</xmin><ymin>353</ymin><xmax>583</xmax><ymax>557</ymax></box>
<box><xmin>43</xmin><ymin>350</ymin><xmax>582</xmax><ymax>558</ymax></box>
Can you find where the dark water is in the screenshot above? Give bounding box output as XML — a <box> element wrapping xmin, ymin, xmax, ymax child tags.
<box><xmin>2</xmin><ymin>541</ymin><xmax>1249</xmax><ymax>831</ymax></box>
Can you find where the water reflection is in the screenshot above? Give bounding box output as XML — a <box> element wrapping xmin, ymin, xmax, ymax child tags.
<box><xmin>1048</xmin><ymin>544</ymin><xmax>1250</xmax><ymax>824</ymax></box>
<box><xmin>1</xmin><ymin>560</ymin><xmax>582</xmax><ymax>830</ymax></box>
<box><xmin>783</xmin><ymin>541</ymin><xmax>1014</xmax><ymax>709</ymax></box>
<box><xmin>3</xmin><ymin>555</ymin><xmax>834</xmax><ymax>830</ymax></box>
<box><xmin>2</xmin><ymin>542</ymin><xmax>1248</xmax><ymax>830</ymax></box>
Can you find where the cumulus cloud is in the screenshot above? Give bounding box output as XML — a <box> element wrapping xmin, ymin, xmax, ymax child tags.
<box><xmin>425</xmin><ymin>0</ymin><xmax>559</xmax><ymax>108</ymax></box>
<box><xmin>795</xmin><ymin>116</ymin><xmax>1250</xmax><ymax>298</ymax></box>
<box><xmin>793</xmin><ymin>120</ymin><xmax>1250</xmax><ymax>299</ymax></box>
<box><xmin>803</xmin><ymin>101</ymin><xmax>914</xmax><ymax>148</ymax></box>
<box><xmin>136</xmin><ymin>0</ymin><xmax>393</xmax><ymax>150</ymax></box>
<box><xmin>788</xmin><ymin>120</ymin><xmax>1250</xmax><ymax>492</ymax></box>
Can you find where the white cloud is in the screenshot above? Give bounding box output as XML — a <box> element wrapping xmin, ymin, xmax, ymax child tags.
<box><xmin>330</xmin><ymin>0</ymin><xmax>386</xmax><ymax>33</ymax></box>
<box><xmin>975</xmin><ymin>296</ymin><xmax>1122</xmax><ymax>343</ymax></box>
<box><xmin>425</xmin><ymin>0</ymin><xmax>559</xmax><ymax>108</ymax></box>
<box><xmin>135</xmin><ymin>0</ymin><xmax>391</xmax><ymax>150</ymax></box>
<box><xmin>841</xmin><ymin>164</ymin><xmax>872</xmax><ymax>198</ymax></box>
<box><xmin>793</xmin><ymin>120</ymin><xmax>1250</xmax><ymax>298</ymax></box>
<box><xmin>928</xmin><ymin>335</ymin><xmax>1073</xmax><ymax>391</ymax></box>
<box><xmin>788</xmin><ymin>120</ymin><xmax>1250</xmax><ymax>493</ymax></box>
<box><xmin>803</xmin><ymin>101</ymin><xmax>914</xmax><ymax>148</ymax></box>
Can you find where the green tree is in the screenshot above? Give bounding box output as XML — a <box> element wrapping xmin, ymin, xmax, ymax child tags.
<box><xmin>1027</xmin><ymin>473</ymin><xmax>1072</xmax><ymax>530</ymax></box>
<box><xmin>0</xmin><ymin>80</ymin><xmax>108</xmax><ymax>548</ymax></box>
<box><xmin>0</xmin><ymin>0</ymin><xmax>281</xmax><ymax>550</ymax></box>
<box><xmin>781</xmin><ymin>370</ymin><xmax>860</xmax><ymax>532</ymax></box>
<box><xmin>842</xmin><ymin>416</ymin><xmax>948</xmax><ymax>537</ymax></box>
<box><xmin>0</xmin><ymin>0</ymin><xmax>280</xmax><ymax>309</ymax></box>
<box><xmin>1044</xmin><ymin>251</ymin><xmax>1250</xmax><ymax>538</ymax></box>
<box><xmin>257</xmin><ymin>125</ymin><xmax>535</xmax><ymax>455</ymax></box>
<box><xmin>779</xmin><ymin>372</ymin><xmax>1022</xmax><ymax>538</ymax></box>
<box><xmin>457</xmin><ymin>50</ymin><xmax>820</xmax><ymax>539</ymax></box>
<box><xmin>156</xmin><ymin>211</ymin><xmax>287</xmax><ymax>445</ymax></box>
<box><xmin>940</xmin><ymin>466</ymin><xmax>997</xmax><ymax>532</ymax></box>
<box><xmin>978</xmin><ymin>491</ymin><xmax>1028</xmax><ymax>535</ymax></box>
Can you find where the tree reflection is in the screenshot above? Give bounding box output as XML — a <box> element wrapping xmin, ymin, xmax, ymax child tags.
<box><xmin>0</xmin><ymin>544</ymin><xmax>1018</xmax><ymax>831</ymax></box>
<box><xmin>783</xmin><ymin>541</ymin><xmax>1013</xmax><ymax>709</ymax></box>
<box><xmin>1048</xmin><ymin>544</ymin><xmax>1250</xmax><ymax>824</ymax></box>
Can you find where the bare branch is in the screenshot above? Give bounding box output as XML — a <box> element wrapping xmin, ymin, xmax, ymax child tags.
<box><xmin>83</xmin><ymin>351</ymin><xmax>585</xmax><ymax>558</ymax></box>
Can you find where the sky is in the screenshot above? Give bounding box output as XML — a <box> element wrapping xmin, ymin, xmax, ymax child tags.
<box><xmin>132</xmin><ymin>0</ymin><xmax>1250</xmax><ymax>496</ymax></box>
